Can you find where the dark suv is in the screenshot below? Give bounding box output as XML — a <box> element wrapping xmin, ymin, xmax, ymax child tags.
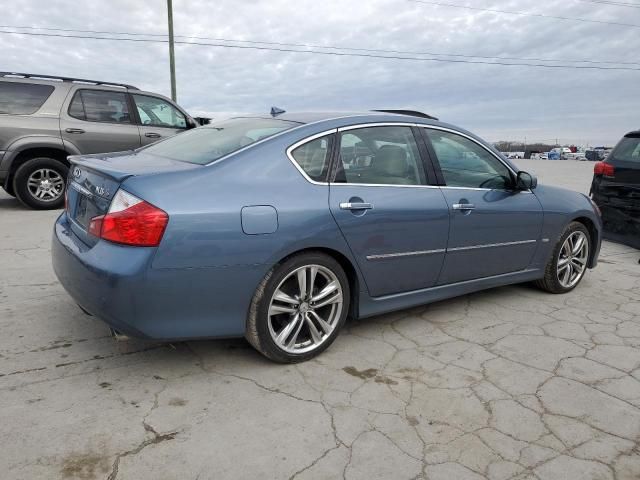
<box><xmin>0</xmin><ymin>72</ymin><xmax>196</xmax><ymax>209</ymax></box>
<box><xmin>590</xmin><ymin>130</ymin><xmax>640</xmax><ymax>248</ymax></box>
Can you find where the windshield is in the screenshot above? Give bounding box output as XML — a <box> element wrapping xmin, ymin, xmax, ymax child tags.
<box><xmin>144</xmin><ymin>117</ymin><xmax>300</xmax><ymax>164</ymax></box>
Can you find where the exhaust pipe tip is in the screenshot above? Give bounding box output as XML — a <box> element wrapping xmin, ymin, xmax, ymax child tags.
<box><xmin>109</xmin><ymin>327</ymin><xmax>130</xmax><ymax>341</ymax></box>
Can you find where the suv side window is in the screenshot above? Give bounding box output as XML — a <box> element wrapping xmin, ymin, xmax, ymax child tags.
<box><xmin>132</xmin><ymin>94</ymin><xmax>186</xmax><ymax>129</ymax></box>
<box><xmin>0</xmin><ymin>82</ymin><xmax>54</xmax><ymax>115</ymax></box>
<box><xmin>290</xmin><ymin>135</ymin><xmax>333</xmax><ymax>182</ymax></box>
<box><xmin>426</xmin><ymin>129</ymin><xmax>512</xmax><ymax>190</ymax></box>
<box><xmin>334</xmin><ymin>126</ymin><xmax>424</xmax><ymax>185</ymax></box>
<box><xmin>68</xmin><ymin>90</ymin><xmax>131</xmax><ymax>124</ymax></box>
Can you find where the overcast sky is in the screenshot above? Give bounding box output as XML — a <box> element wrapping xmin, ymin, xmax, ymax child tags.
<box><xmin>2</xmin><ymin>0</ymin><xmax>639</xmax><ymax>145</ymax></box>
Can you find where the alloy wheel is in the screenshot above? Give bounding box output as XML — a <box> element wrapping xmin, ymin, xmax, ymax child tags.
<box><xmin>27</xmin><ymin>168</ymin><xmax>65</xmax><ymax>202</ymax></box>
<box><xmin>557</xmin><ymin>231</ymin><xmax>589</xmax><ymax>288</ymax></box>
<box><xmin>267</xmin><ymin>264</ymin><xmax>344</xmax><ymax>354</ymax></box>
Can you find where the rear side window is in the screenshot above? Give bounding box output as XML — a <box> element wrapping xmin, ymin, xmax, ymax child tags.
<box><xmin>610</xmin><ymin>136</ymin><xmax>640</xmax><ymax>164</ymax></box>
<box><xmin>0</xmin><ymin>82</ymin><xmax>54</xmax><ymax>115</ymax></box>
<box><xmin>68</xmin><ymin>89</ymin><xmax>131</xmax><ymax>124</ymax></box>
<box><xmin>290</xmin><ymin>135</ymin><xmax>333</xmax><ymax>182</ymax></box>
<box><xmin>334</xmin><ymin>126</ymin><xmax>424</xmax><ymax>185</ymax></box>
<box><xmin>143</xmin><ymin>117</ymin><xmax>299</xmax><ymax>164</ymax></box>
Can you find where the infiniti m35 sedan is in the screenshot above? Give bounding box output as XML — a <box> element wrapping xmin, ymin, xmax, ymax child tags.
<box><xmin>52</xmin><ymin>111</ymin><xmax>602</xmax><ymax>362</ymax></box>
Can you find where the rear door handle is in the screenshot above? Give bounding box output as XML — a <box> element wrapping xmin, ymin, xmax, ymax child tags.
<box><xmin>452</xmin><ymin>203</ymin><xmax>476</xmax><ymax>211</ymax></box>
<box><xmin>65</xmin><ymin>128</ymin><xmax>85</xmax><ymax>134</ymax></box>
<box><xmin>145</xmin><ymin>132</ymin><xmax>161</xmax><ymax>138</ymax></box>
<box><xmin>340</xmin><ymin>202</ymin><xmax>373</xmax><ymax>210</ymax></box>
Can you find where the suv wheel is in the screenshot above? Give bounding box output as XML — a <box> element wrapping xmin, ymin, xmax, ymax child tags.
<box><xmin>13</xmin><ymin>158</ymin><xmax>68</xmax><ymax>210</ymax></box>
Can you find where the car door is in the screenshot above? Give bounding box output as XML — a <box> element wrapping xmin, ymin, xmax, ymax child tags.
<box><xmin>328</xmin><ymin>124</ymin><xmax>450</xmax><ymax>297</ymax></box>
<box><xmin>421</xmin><ymin>127</ymin><xmax>543</xmax><ymax>285</ymax></box>
<box><xmin>59</xmin><ymin>88</ymin><xmax>142</xmax><ymax>154</ymax></box>
<box><xmin>131</xmin><ymin>93</ymin><xmax>189</xmax><ymax>146</ymax></box>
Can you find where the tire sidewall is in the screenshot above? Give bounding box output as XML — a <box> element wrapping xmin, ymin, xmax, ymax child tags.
<box><xmin>13</xmin><ymin>157</ymin><xmax>68</xmax><ymax>210</ymax></box>
<box><xmin>549</xmin><ymin>222</ymin><xmax>591</xmax><ymax>293</ymax></box>
<box><xmin>252</xmin><ymin>252</ymin><xmax>350</xmax><ymax>363</ymax></box>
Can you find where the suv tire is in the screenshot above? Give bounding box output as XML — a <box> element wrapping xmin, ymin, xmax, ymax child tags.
<box><xmin>13</xmin><ymin>157</ymin><xmax>68</xmax><ymax>210</ymax></box>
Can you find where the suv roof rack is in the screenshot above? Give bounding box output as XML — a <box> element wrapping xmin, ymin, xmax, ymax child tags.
<box><xmin>0</xmin><ymin>72</ymin><xmax>139</xmax><ymax>90</ymax></box>
<box><xmin>373</xmin><ymin>109</ymin><xmax>438</xmax><ymax>121</ymax></box>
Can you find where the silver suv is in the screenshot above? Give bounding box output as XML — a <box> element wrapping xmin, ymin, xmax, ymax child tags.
<box><xmin>0</xmin><ymin>72</ymin><xmax>196</xmax><ymax>209</ymax></box>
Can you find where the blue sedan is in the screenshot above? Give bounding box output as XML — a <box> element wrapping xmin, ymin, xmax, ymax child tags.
<box><xmin>52</xmin><ymin>111</ymin><xmax>602</xmax><ymax>362</ymax></box>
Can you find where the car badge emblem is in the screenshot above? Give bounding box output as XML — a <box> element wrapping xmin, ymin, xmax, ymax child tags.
<box><xmin>72</xmin><ymin>167</ymin><xmax>82</xmax><ymax>179</ymax></box>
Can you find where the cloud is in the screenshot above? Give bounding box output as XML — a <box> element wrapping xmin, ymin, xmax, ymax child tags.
<box><xmin>1</xmin><ymin>0</ymin><xmax>637</xmax><ymax>145</ymax></box>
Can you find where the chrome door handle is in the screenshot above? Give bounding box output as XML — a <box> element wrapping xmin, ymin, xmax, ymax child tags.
<box><xmin>65</xmin><ymin>128</ymin><xmax>85</xmax><ymax>134</ymax></box>
<box><xmin>145</xmin><ymin>132</ymin><xmax>161</xmax><ymax>138</ymax></box>
<box><xmin>452</xmin><ymin>203</ymin><xmax>475</xmax><ymax>210</ymax></box>
<box><xmin>340</xmin><ymin>202</ymin><xmax>373</xmax><ymax>210</ymax></box>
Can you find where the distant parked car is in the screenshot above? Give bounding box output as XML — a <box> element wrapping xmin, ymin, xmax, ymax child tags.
<box><xmin>0</xmin><ymin>72</ymin><xmax>196</xmax><ymax>209</ymax></box>
<box><xmin>52</xmin><ymin>110</ymin><xmax>602</xmax><ymax>362</ymax></box>
<box><xmin>539</xmin><ymin>152</ymin><xmax>549</xmax><ymax>160</ymax></box>
<box><xmin>590</xmin><ymin>130</ymin><xmax>640</xmax><ymax>249</ymax></box>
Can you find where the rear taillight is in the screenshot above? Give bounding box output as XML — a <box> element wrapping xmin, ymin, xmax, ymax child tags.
<box><xmin>88</xmin><ymin>190</ymin><xmax>168</xmax><ymax>247</ymax></box>
<box><xmin>594</xmin><ymin>161</ymin><xmax>614</xmax><ymax>177</ymax></box>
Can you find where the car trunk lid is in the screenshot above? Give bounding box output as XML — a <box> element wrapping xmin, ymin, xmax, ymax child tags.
<box><xmin>66</xmin><ymin>151</ymin><xmax>200</xmax><ymax>246</ymax></box>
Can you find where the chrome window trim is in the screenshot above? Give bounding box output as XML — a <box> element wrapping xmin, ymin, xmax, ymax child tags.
<box><xmin>447</xmin><ymin>239</ymin><xmax>537</xmax><ymax>252</ymax></box>
<box><xmin>331</xmin><ymin>182</ymin><xmax>438</xmax><ymax>189</ymax></box>
<box><xmin>366</xmin><ymin>249</ymin><xmax>446</xmax><ymax>261</ymax></box>
<box><xmin>285</xmin><ymin>128</ymin><xmax>337</xmax><ymax>185</ymax></box>
<box><xmin>337</xmin><ymin>122</ymin><xmax>418</xmax><ymax>132</ymax></box>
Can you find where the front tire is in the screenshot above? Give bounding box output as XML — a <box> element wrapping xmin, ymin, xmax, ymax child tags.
<box><xmin>246</xmin><ymin>252</ymin><xmax>350</xmax><ymax>363</ymax></box>
<box><xmin>13</xmin><ymin>157</ymin><xmax>68</xmax><ymax>210</ymax></box>
<box><xmin>535</xmin><ymin>222</ymin><xmax>590</xmax><ymax>294</ymax></box>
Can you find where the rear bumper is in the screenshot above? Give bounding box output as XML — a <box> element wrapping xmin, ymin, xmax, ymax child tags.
<box><xmin>52</xmin><ymin>212</ymin><xmax>264</xmax><ymax>339</ymax></box>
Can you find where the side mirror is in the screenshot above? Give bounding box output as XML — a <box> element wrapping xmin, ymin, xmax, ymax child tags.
<box><xmin>516</xmin><ymin>171</ymin><xmax>537</xmax><ymax>190</ymax></box>
<box><xmin>186</xmin><ymin>117</ymin><xmax>198</xmax><ymax>129</ymax></box>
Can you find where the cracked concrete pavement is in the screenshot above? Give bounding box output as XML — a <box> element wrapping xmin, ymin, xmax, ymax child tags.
<box><xmin>1</xmin><ymin>160</ymin><xmax>639</xmax><ymax>480</ymax></box>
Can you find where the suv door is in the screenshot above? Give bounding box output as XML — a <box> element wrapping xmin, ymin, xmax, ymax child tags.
<box><xmin>60</xmin><ymin>88</ymin><xmax>142</xmax><ymax>154</ymax></box>
<box><xmin>131</xmin><ymin>94</ymin><xmax>189</xmax><ymax>145</ymax></box>
<box><xmin>422</xmin><ymin>127</ymin><xmax>543</xmax><ymax>285</ymax></box>
<box><xmin>328</xmin><ymin>124</ymin><xmax>450</xmax><ymax>297</ymax></box>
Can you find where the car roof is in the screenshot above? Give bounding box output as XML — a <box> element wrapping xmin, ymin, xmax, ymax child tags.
<box><xmin>225</xmin><ymin>111</ymin><xmax>444</xmax><ymax>127</ymax></box>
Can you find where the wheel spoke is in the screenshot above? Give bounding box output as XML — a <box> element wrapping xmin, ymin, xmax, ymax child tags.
<box><xmin>297</xmin><ymin>268</ymin><xmax>307</xmax><ymax>299</ymax></box>
<box><xmin>558</xmin><ymin>256</ymin><xmax>570</xmax><ymax>267</ymax></box>
<box><xmin>309</xmin><ymin>310</ymin><xmax>332</xmax><ymax>334</ymax></box>
<box><xmin>269</xmin><ymin>303</ymin><xmax>296</xmax><ymax>316</ymax></box>
<box><xmin>286</xmin><ymin>314</ymin><xmax>305</xmax><ymax>349</ymax></box>
<box><xmin>273</xmin><ymin>289</ymin><xmax>298</xmax><ymax>306</ymax></box>
<box><xmin>276</xmin><ymin>313</ymin><xmax>301</xmax><ymax>346</ymax></box>
<box><xmin>308</xmin><ymin>266</ymin><xmax>318</xmax><ymax>299</ymax></box>
<box><xmin>571</xmin><ymin>259</ymin><xmax>584</xmax><ymax>273</ymax></box>
<box><xmin>572</xmin><ymin>235</ymin><xmax>585</xmax><ymax>255</ymax></box>
<box><xmin>305</xmin><ymin>313</ymin><xmax>322</xmax><ymax>344</ymax></box>
<box><xmin>312</xmin><ymin>281</ymin><xmax>339</xmax><ymax>303</ymax></box>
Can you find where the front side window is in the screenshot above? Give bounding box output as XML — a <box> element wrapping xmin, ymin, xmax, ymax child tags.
<box><xmin>334</xmin><ymin>126</ymin><xmax>424</xmax><ymax>185</ymax></box>
<box><xmin>68</xmin><ymin>90</ymin><xmax>131</xmax><ymax>124</ymax></box>
<box><xmin>610</xmin><ymin>135</ymin><xmax>640</xmax><ymax>164</ymax></box>
<box><xmin>0</xmin><ymin>82</ymin><xmax>54</xmax><ymax>115</ymax></box>
<box><xmin>427</xmin><ymin>130</ymin><xmax>512</xmax><ymax>190</ymax></box>
<box><xmin>143</xmin><ymin>117</ymin><xmax>299</xmax><ymax>164</ymax></box>
<box><xmin>290</xmin><ymin>135</ymin><xmax>332</xmax><ymax>182</ymax></box>
<box><xmin>132</xmin><ymin>94</ymin><xmax>186</xmax><ymax>129</ymax></box>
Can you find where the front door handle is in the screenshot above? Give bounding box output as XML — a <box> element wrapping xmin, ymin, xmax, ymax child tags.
<box><xmin>340</xmin><ymin>202</ymin><xmax>373</xmax><ymax>211</ymax></box>
<box><xmin>452</xmin><ymin>203</ymin><xmax>476</xmax><ymax>211</ymax></box>
<box><xmin>145</xmin><ymin>132</ymin><xmax>161</xmax><ymax>138</ymax></box>
<box><xmin>65</xmin><ymin>128</ymin><xmax>85</xmax><ymax>134</ymax></box>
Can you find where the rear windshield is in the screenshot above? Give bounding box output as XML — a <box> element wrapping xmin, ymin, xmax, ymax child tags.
<box><xmin>0</xmin><ymin>81</ymin><xmax>55</xmax><ymax>115</ymax></box>
<box><xmin>610</xmin><ymin>135</ymin><xmax>640</xmax><ymax>164</ymax></box>
<box><xmin>143</xmin><ymin>117</ymin><xmax>300</xmax><ymax>164</ymax></box>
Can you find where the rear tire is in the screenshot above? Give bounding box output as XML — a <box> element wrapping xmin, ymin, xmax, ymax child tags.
<box><xmin>13</xmin><ymin>157</ymin><xmax>68</xmax><ymax>210</ymax></box>
<box><xmin>246</xmin><ymin>252</ymin><xmax>350</xmax><ymax>363</ymax></box>
<box><xmin>535</xmin><ymin>222</ymin><xmax>591</xmax><ymax>294</ymax></box>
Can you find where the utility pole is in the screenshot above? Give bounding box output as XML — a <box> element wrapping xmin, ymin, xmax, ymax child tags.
<box><xmin>167</xmin><ymin>0</ymin><xmax>177</xmax><ymax>102</ymax></box>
